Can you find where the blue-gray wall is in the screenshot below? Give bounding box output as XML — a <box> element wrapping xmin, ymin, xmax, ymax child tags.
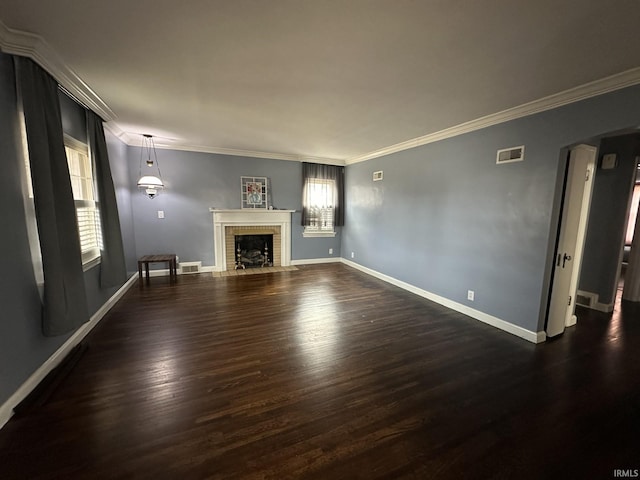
<box><xmin>127</xmin><ymin>148</ymin><xmax>341</xmax><ymax>265</ymax></box>
<box><xmin>579</xmin><ymin>134</ymin><xmax>640</xmax><ymax>305</ymax></box>
<box><xmin>0</xmin><ymin>52</ymin><xmax>134</xmax><ymax>406</ymax></box>
<box><xmin>107</xmin><ymin>130</ymin><xmax>138</xmax><ymax>273</ymax></box>
<box><xmin>343</xmin><ymin>84</ymin><xmax>640</xmax><ymax>334</ymax></box>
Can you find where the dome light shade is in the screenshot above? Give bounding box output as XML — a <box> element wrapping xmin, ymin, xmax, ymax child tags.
<box><xmin>137</xmin><ymin>175</ymin><xmax>164</xmax><ymax>199</ymax></box>
<box><xmin>137</xmin><ymin>175</ymin><xmax>164</xmax><ymax>188</ymax></box>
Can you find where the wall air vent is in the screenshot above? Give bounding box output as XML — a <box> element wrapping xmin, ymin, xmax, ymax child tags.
<box><xmin>179</xmin><ymin>261</ymin><xmax>202</xmax><ymax>274</ymax></box>
<box><xmin>575</xmin><ymin>294</ymin><xmax>592</xmax><ymax>307</ymax></box>
<box><xmin>373</xmin><ymin>170</ymin><xmax>383</xmax><ymax>181</ymax></box>
<box><xmin>576</xmin><ymin>290</ymin><xmax>598</xmax><ymax>308</ymax></box>
<box><xmin>496</xmin><ymin>145</ymin><xmax>525</xmax><ymax>164</ymax></box>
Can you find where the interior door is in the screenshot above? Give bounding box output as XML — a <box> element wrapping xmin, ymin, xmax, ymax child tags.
<box><xmin>547</xmin><ymin>144</ymin><xmax>596</xmax><ymax>337</ymax></box>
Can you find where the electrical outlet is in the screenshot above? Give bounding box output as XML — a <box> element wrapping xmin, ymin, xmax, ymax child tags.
<box><xmin>351</xmin><ymin>252</ymin><xmax>355</xmax><ymax>258</ymax></box>
<box><xmin>157</xmin><ymin>210</ymin><xmax>165</xmax><ymax>219</ymax></box>
<box><xmin>329</xmin><ymin>248</ymin><xmax>333</xmax><ymax>255</ymax></box>
<box><xmin>467</xmin><ymin>290</ymin><xmax>475</xmax><ymax>301</ymax></box>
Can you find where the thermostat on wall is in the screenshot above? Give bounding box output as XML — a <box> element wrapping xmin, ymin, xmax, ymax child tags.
<box><xmin>373</xmin><ymin>170</ymin><xmax>383</xmax><ymax>181</ymax></box>
<box><xmin>601</xmin><ymin>153</ymin><xmax>618</xmax><ymax>170</ymax></box>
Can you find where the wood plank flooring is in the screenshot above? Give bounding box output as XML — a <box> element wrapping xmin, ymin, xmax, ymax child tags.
<box><xmin>1</xmin><ymin>263</ymin><xmax>639</xmax><ymax>479</ymax></box>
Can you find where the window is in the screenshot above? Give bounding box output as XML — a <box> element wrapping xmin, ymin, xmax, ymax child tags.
<box><xmin>17</xmin><ymin>100</ymin><xmax>44</xmax><ymax>291</ymax></box>
<box><xmin>301</xmin><ymin>162</ymin><xmax>344</xmax><ymax>237</ymax></box>
<box><xmin>65</xmin><ymin>135</ymin><xmax>102</xmax><ymax>267</ymax></box>
<box><xmin>304</xmin><ymin>178</ymin><xmax>336</xmax><ymax>236</ymax></box>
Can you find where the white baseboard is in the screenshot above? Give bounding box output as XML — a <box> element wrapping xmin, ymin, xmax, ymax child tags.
<box><xmin>341</xmin><ymin>259</ymin><xmax>546</xmax><ymax>344</ymax></box>
<box><xmin>587</xmin><ymin>302</ymin><xmax>613</xmax><ymax>313</ymax></box>
<box><xmin>579</xmin><ymin>299</ymin><xmax>614</xmax><ymax>313</ymax></box>
<box><xmin>291</xmin><ymin>257</ymin><xmax>342</xmax><ymax>266</ymax></box>
<box><xmin>593</xmin><ymin>302</ymin><xmax>614</xmax><ymax>313</ymax></box>
<box><xmin>576</xmin><ymin>289</ymin><xmax>614</xmax><ymax>313</ymax></box>
<box><xmin>0</xmin><ymin>273</ymin><xmax>138</xmax><ymax>430</ymax></box>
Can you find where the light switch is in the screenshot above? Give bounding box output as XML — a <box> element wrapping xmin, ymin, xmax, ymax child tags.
<box><xmin>157</xmin><ymin>210</ymin><xmax>165</xmax><ymax>219</ymax></box>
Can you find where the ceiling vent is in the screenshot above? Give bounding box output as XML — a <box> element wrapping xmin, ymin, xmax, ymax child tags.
<box><xmin>496</xmin><ymin>145</ymin><xmax>525</xmax><ymax>164</ymax></box>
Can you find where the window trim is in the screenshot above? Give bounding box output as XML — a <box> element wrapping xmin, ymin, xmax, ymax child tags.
<box><xmin>302</xmin><ymin>229</ymin><xmax>337</xmax><ymax>238</ymax></box>
<box><xmin>64</xmin><ymin>134</ymin><xmax>102</xmax><ymax>269</ymax></box>
<box><xmin>303</xmin><ymin>177</ymin><xmax>337</xmax><ymax>236</ymax></box>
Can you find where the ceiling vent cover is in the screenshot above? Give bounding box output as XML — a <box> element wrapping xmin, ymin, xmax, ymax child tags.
<box><xmin>496</xmin><ymin>145</ymin><xmax>525</xmax><ymax>164</ymax></box>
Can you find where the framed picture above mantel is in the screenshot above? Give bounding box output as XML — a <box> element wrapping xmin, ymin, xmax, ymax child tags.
<box><xmin>241</xmin><ymin>176</ymin><xmax>268</xmax><ymax>209</ymax></box>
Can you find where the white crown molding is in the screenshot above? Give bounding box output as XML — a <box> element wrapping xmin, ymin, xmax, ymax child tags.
<box><xmin>346</xmin><ymin>67</ymin><xmax>640</xmax><ymax>165</ymax></box>
<box><xmin>124</xmin><ymin>135</ymin><xmax>345</xmax><ymax>165</ymax></box>
<box><xmin>103</xmin><ymin>123</ymin><xmax>142</xmax><ymax>149</ymax></box>
<box><xmin>152</xmin><ymin>141</ymin><xmax>346</xmax><ymax>165</ymax></box>
<box><xmin>102</xmin><ymin>122</ymin><xmax>129</xmax><ymax>142</ymax></box>
<box><xmin>0</xmin><ymin>20</ymin><xmax>116</xmax><ymax>122</ymax></box>
<box><xmin>105</xmin><ymin>122</ymin><xmax>344</xmax><ymax>164</ymax></box>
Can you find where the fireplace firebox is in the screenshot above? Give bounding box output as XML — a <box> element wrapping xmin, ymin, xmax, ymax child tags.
<box><xmin>234</xmin><ymin>234</ymin><xmax>273</xmax><ymax>269</ymax></box>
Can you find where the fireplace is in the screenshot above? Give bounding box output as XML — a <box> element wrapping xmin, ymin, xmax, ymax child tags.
<box><xmin>234</xmin><ymin>234</ymin><xmax>273</xmax><ymax>268</ymax></box>
<box><xmin>210</xmin><ymin>209</ymin><xmax>294</xmax><ymax>271</ymax></box>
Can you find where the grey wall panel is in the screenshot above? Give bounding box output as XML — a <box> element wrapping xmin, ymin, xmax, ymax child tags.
<box><xmin>343</xmin><ymin>84</ymin><xmax>640</xmax><ymax>334</ymax></box>
<box><xmin>105</xmin><ymin>129</ymin><xmax>137</xmax><ymax>273</ymax></box>
<box><xmin>127</xmin><ymin>148</ymin><xmax>339</xmax><ymax>264</ymax></box>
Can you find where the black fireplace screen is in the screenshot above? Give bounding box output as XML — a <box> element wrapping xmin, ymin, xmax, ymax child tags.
<box><xmin>234</xmin><ymin>234</ymin><xmax>273</xmax><ymax>268</ymax></box>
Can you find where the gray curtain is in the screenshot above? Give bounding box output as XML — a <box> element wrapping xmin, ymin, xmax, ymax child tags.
<box><xmin>14</xmin><ymin>56</ymin><xmax>89</xmax><ymax>336</ymax></box>
<box><xmin>87</xmin><ymin>111</ymin><xmax>127</xmax><ymax>287</ymax></box>
<box><xmin>301</xmin><ymin>162</ymin><xmax>345</xmax><ymax>226</ymax></box>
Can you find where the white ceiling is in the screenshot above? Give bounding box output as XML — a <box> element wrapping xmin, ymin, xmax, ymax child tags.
<box><xmin>1</xmin><ymin>0</ymin><xmax>639</xmax><ymax>163</ymax></box>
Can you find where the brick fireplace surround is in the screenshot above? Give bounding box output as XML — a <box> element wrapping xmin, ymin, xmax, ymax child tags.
<box><xmin>210</xmin><ymin>209</ymin><xmax>295</xmax><ymax>272</ymax></box>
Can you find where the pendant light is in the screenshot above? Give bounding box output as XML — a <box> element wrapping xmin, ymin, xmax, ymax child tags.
<box><xmin>137</xmin><ymin>134</ymin><xmax>164</xmax><ymax>199</ymax></box>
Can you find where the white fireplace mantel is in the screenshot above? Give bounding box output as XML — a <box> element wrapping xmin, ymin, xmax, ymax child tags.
<box><xmin>210</xmin><ymin>209</ymin><xmax>295</xmax><ymax>271</ymax></box>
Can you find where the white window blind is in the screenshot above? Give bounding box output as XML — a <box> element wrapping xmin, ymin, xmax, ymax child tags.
<box><xmin>304</xmin><ymin>178</ymin><xmax>335</xmax><ymax>233</ymax></box>
<box><xmin>65</xmin><ymin>135</ymin><xmax>102</xmax><ymax>266</ymax></box>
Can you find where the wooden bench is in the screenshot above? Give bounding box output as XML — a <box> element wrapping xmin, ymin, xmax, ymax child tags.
<box><xmin>138</xmin><ymin>254</ymin><xmax>177</xmax><ymax>282</ymax></box>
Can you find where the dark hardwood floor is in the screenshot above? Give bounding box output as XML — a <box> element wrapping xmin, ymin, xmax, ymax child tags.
<box><xmin>1</xmin><ymin>263</ymin><xmax>639</xmax><ymax>479</ymax></box>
